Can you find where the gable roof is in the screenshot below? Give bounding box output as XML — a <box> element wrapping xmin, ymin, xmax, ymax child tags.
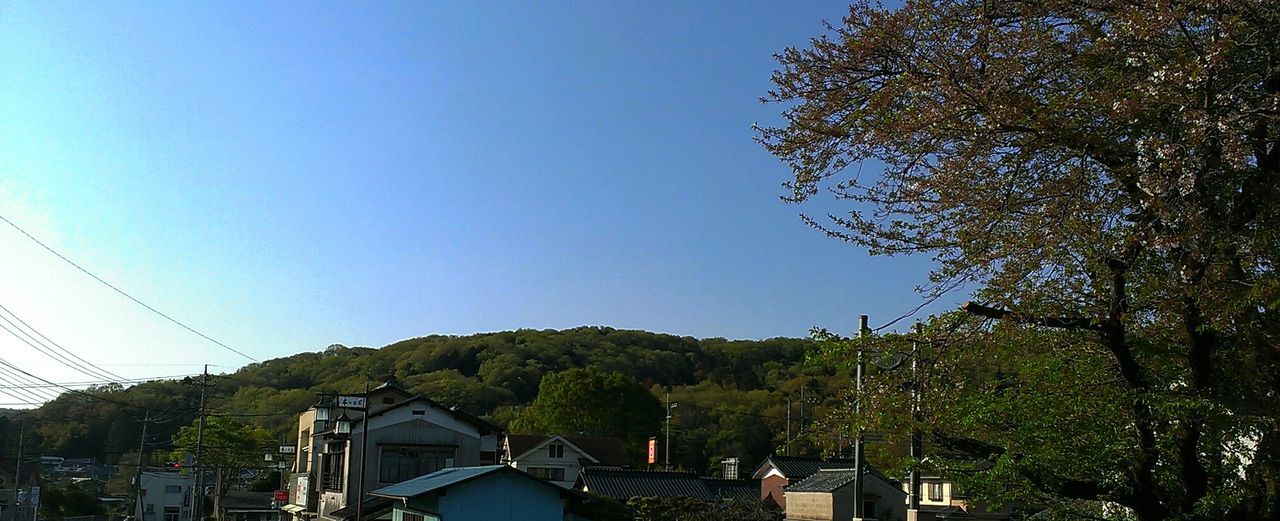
<box><xmin>352</xmin><ymin>395</ymin><xmax>503</xmax><ymax>435</ymax></box>
<box><xmin>575</xmin><ymin>468</ymin><xmax>712</xmax><ymax>500</ymax></box>
<box><xmin>371</xmin><ymin>465</ymin><xmax>581</xmax><ymax>501</ymax></box>
<box><xmin>506</xmin><ymin>435</ymin><xmax>629</xmax><ymax>467</ymax></box>
<box><xmin>751</xmin><ymin>455</ymin><xmax>857</xmax><ymax>480</ymax></box>
<box><xmin>786</xmin><ymin>469</ymin><xmax>859</xmax><ymax>492</ymax></box>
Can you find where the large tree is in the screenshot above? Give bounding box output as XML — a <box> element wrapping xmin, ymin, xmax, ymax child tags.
<box><xmin>171</xmin><ymin>417</ymin><xmax>274</xmax><ymax>521</ymax></box>
<box><xmin>511</xmin><ymin>367</ymin><xmax>663</xmax><ymax>456</ymax></box>
<box><xmin>758</xmin><ymin>1</ymin><xmax>1279</xmax><ymax>520</ymax></box>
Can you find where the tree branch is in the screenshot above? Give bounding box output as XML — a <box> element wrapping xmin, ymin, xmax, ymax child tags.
<box><xmin>960</xmin><ymin>301</ymin><xmax>1100</xmax><ymax>330</ymax></box>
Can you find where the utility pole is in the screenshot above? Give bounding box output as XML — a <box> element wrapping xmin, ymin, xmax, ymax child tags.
<box><xmin>785</xmin><ymin>397</ymin><xmax>791</xmax><ymax>456</ymax></box>
<box><xmin>907</xmin><ymin>323</ymin><xmax>924</xmax><ymax>521</ymax></box>
<box><xmin>852</xmin><ymin>315</ymin><xmax>868</xmax><ymax>521</ymax></box>
<box><xmin>133</xmin><ymin>411</ymin><xmax>150</xmax><ymax>521</ymax></box>
<box><xmin>12</xmin><ymin>423</ymin><xmax>23</xmax><ymax>521</ymax></box>
<box><xmin>356</xmin><ymin>382</ymin><xmax>370</xmax><ymax>521</ymax></box>
<box><xmin>193</xmin><ymin>365</ymin><xmax>208</xmax><ymax>521</ymax></box>
<box><xmin>664</xmin><ymin>393</ymin><xmax>676</xmax><ymax>469</ymax></box>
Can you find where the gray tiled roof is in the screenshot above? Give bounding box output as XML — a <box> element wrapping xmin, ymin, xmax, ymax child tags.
<box><xmin>702</xmin><ymin>478</ymin><xmax>761</xmax><ymax>501</ymax></box>
<box><xmin>753</xmin><ymin>455</ymin><xmax>857</xmax><ymax>480</ymax></box>
<box><xmin>785</xmin><ymin>469</ymin><xmax>858</xmax><ymax>492</ymax></box>
<box><xmin>577</xmin><ymin>468</ymin><xmax>713</xmax><ymax>500</ymax></box>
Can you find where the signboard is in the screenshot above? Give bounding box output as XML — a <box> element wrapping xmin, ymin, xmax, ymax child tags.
<box><xmin>647</xmin><ymin>438</ymin><xmax>656</xmax><ymax>465</ymax></box>
<box><xmin>29</xmin><ymin>486</ymin><xmax>40</xmax><ymax>513</ymax></box>
<box><xmin>336</xmin><ymin>395</ymin><xmax>366</xmax><ymax>409</ymax></box>
<box><xmin>279</xmin><ymin>445</ymin><xmax>297</xmax><ymax>454</ymax></box>
<box><xmin>274</xmin><ymin>490</ymin><xmax>288</xmax><ymax>502</ymax></box>
<box><xmin>294</xmin><ymin>475</ymin><xmax>311</xmax><ymax>508</ymax></box>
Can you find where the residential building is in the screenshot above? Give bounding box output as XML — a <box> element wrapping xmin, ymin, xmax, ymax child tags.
<box><xmin>784</xmin><ymin>468</ymin><xmax>907</xmax><ymax>521</ymax></box>
<box><xmin>370</xmin><ymin>465</ymin><xmax>584</xmax><ymax>521</ymax></box>
<box><xmin>136</xmin><ymin>472</ymin><xmax>194</xmax><ymax>521</ymax></box>
<box><xmin>502</xmin><ymin>435</ymin><xmax>629</xmax><ymax>488</ymax></box>
<box><xmin>752</xmin><ymin>455</ymin><xmax>858</xmax><ymax>510</ymax></box>
<box><xmin>576</xmin><ymin>468</ymin><xmax>714</xmax><ymax>501</ymax></box>
<box><xmin>220</xmin><ymin>491</ymin><xmax>280</xmax><ymax>521</ymax></box>
<box><xmin>282</xmin><ymin>383</ymin><xmax>503</xmax><ymax>521</ymax></box>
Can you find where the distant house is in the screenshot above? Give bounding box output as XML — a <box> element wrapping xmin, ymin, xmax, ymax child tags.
<box><xmin>370</xmin><ymin>465</ymin><xmax>583</xmax><ymax>521</ymax></box>
<box><xmin>502</xmin><ymin>435</ymin><xmax>629</xmax><ymax>488</ymax></box>
<box><xmin>903</xmin><ymin>476</ymin><xmax>1022</xmax><ymax>520</ymax></box>
<box><xmin>784</xmin><ymin>468</ymin><xmax>907</xmax><ymax>521</ymax></box>
<box><xmin>575</xmin><ymin>468</ymin><xmax>712</xmax><ymax>501</ymax></box>
<box><xmin>752</xmin><ymin>455</ymin><xmax>859</xmax><ymax>510</ymax></box>
<box><xmin>220</xmin><ymin>491</ymin><xmax>280</xmax><ymax>521</ymax></box>
<box><xmin>282</xmin><ymin>383</ymin><xmax>504</xmax><ymax>521</ymax></box>
<box><xmin>136</xmin><ymin>472</ymin><xmax>195</xmax><ymax>521</ymax></box>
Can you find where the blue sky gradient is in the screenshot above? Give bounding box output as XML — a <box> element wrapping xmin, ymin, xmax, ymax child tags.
<box><xmin>0</xmin><ymin>1</ymin><xmax>947</xmax><ymax>388</ymax></box>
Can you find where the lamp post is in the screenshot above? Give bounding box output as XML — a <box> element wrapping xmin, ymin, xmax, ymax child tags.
<box><xmin>314</xmin><ymin>385</ymin><xmax>370</xmax><ymax>521</ymax></box>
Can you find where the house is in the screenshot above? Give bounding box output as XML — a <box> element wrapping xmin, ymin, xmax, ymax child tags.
<box><xmin>369</xmin><ymin>465</ymin><xmax>583</xmax><ymax>521</ymax></box>
<box><xmin>220</xmin><ymin>491</ymin><xmax>280</xmax><ymax>521</ymax></box>
<box><xmin>136</xmin><ymin>472</ymin><xmax>195</xmax><ymax>521</ymax></box>
<box><xmin>575</xmin><ymin>467</ymin><xmax>713</xmax><ymax>501</ymax></box>
<box><xmin>502</xmin><ymin>435</ymin><xmax>629</xmax><ymax>488</ymax></box>
<box><xmin>282</xmin><ymin>383</ymin><xmax>503</xmax><ymax>521</ymax></box>
<box><xmin>902</xmin><ymin>476</ymin><xmax>1022</xmax><ymax>521</ymax></box>
<box><xmin>784</xmin><ymin>468</ymin><xmax>907</xmax><ymax>521</ymax></box>
<box><xmin>752</xmin><ymin>455</ymin><xmax>859</xmax><ymax>510</ymax></box>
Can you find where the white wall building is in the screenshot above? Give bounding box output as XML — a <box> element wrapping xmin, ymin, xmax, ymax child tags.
<box><xmin>136</xmin><ymin>472</ymin><xmax>194</xmax><ymax>521</ymax></box>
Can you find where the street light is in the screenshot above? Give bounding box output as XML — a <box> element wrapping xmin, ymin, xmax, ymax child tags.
<box><xmin>314</xmin><ymin>398</ymin><xmax>332</xmax><ymax>422</ymax></box>
<box><xmin>334</xmin><ymin>412</ymin><xmax>353</xmax><ymax>437</ymax></box>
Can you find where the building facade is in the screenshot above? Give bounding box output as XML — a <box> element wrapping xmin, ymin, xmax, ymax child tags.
<box><xmin>283</xmin><ymin>384</ymin><xmax>502</xmax><ymax>521</ymax></box>
<box><xmin>502</xmin><ymin>435</ymin><xmax>629</xmax><ymax>488</ymax></box>
<box><xmin>136</xmin><ymin>472</ymin><xmax>195</xmax><ymax>521</ymax></box>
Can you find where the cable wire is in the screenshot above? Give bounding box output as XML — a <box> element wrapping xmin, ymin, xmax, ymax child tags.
<box><xmin>0</xmin><ymin>302</ymin><xmax>126</xmax><ymax>382</ymax></box>
<box><xmin>0</xmin><ymin>212</ymin><xmax>259</xmax><ymax>362</ymax></box>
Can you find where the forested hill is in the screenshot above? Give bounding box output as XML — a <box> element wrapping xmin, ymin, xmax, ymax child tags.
<box><xmin>1</xmin><ymin>326</ymin><xmax>849</xmax><ymax>474</ymax></box>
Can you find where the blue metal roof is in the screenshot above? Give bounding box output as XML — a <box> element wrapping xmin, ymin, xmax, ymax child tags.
<box><xmin>370</xmin><ymin>465</ymin><xmax>506</xmax><ymax>499</ymax></box>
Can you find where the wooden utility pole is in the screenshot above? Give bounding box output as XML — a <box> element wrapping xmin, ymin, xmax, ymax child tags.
<box><xmin>12</xmin><ymin>423</ymin><xmax>23</xmax><ymax>521</ymax></box>
<box><xmin>852</xmin><ymin>315</ymin><xmax>868</xmax><ymax>520</ymax></box>
<box><xmin>193</xmin><ymin>365</ymin><xmax>208</xmax><ymax>521</ymax></box>
<box><xmin>133</xmin><ymin>411</ymin><xmax>150</xmax><ymax>521</ymax></box>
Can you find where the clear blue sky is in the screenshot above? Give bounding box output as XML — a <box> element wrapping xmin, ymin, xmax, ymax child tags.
<box><xmin>0</xmin><ymin>1</ymin><xmax>946</xmax><ymax>392</ymax></box>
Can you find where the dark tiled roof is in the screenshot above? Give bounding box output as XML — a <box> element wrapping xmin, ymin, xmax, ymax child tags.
<box><xmin>702</xmin><ymin>478</ymin><xmax>760</xmax><ymax>502</ymax></box>
<box><xmin>328</xmin><ymin>496</ymin><xmax>394</xmax><ymax>520</ymax></box>
<box><xmin>507</xmin><ymin>435</ymin><xmax>630</xmax><ymax>467</ymax></box>
<box><xmin>371</xmin><ymin>465</ymin><xmax>584</xmax><ymax>502</ymax></box>
<box><xmin>577</xmin><ymin>468</ymin><xmax>712</xmax><ymax>500</ymax></box>
<box><xmin>752</xmin><ymin>455</ymin><xmax>856</xmax><ymax>480</ymax></box>
<box><xmin>785</xmin><ymin>469</ymin><xmax>858</xmax><ymax>492</ymax></box>
<box><xmin>220</xmin><ymin>491</ymin><xmax>276</xmax><ymax>512</ymax></box>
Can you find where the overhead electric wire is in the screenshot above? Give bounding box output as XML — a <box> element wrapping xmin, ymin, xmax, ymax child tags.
<box><xmin>0</xmin><ymin>212</ymin><xmax>259</xmax><ymax>363</ymax></box>
<box><xmin>0</xmin><ymin>373</ymin><xmax>201</xmax><ymax>389</ymax></box>
<box><xmin>0</xmin><ymin>302</ymin><xmax>126</xmax><ymax>382</ymax></box>
<box><xmin>0</xmin><ymin>365</ymin><xmax>61</xmax><ymax>403</ymax></box>
<box><xmin>0</xmin><ymin>353</ymin><xmax>154</xmax><ymax>410</ymax></box>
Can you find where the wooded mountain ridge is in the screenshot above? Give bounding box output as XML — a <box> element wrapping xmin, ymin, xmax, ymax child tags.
<box><xmin>1</xmin><ymin>326</ymin><xmax>849</xmax><ymax>475</ymax></box>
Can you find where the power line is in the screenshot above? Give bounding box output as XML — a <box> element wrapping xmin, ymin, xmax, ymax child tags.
<box><xmin>0</xmin><ymin>212</ymin><xmax>259</xmax><ymax>363</ymax></box>
<box><xmin>0</xmin><ymin>302</ymin><xmax>126</xmax><ymax>382</ymax></box>
<box><xmin>0</xmin><ymin>354</ymin><xmax>153</xmax><ymax>410</ymax></box>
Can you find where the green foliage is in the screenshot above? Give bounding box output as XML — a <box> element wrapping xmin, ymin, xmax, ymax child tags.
<box><xmin>759</xmin><ymin>1</ymin><xmax>1280</xmax><ymax>518</ymax></box>
<box><xmin>511</xmin><ymin>367</ymin><xmax>663</xmax><ymax>456</ymax></box>
<box><xmin>626</xmin><ymin>497</ymin><xmax>781</xmax><ymax>521</ymax></box>
<box><xmin>171</xmin><ymin>417</ymin><xmax>274</xmax><ymax>504</ymax></box>
<box><xmin>39</xmin><ymin>481</ymin><xmax>106</xmax><ymax>519</ymax></box>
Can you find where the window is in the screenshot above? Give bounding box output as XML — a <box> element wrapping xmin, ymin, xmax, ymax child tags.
<box><xmin>402</xmin><ymin>513</ymin><xmax>425</xmax><ymax>521</ymax></box>
<box><xmin>526</xmin><ymin>467</ymin><xmax>566</xmax><ymax>481</ymax></box>
<box><xmin>165</xmin><ymin>485</ymin><xmax>182</xmax><ymax>494</ymax></box>
<box><xmin>322</xmin><ymin>453</ymin><xmax>345</xmax><ymax>491</ymax></box>
<box><xmin>548</xmin><ymin>443</ymin><xmax>565</xmax><ymax>458</ymax></box>
<box><xmin>379</xmin><ymin>446</ymin><xmax>456</xmax><ymax>484</ymax></box>
<box><xmin>164</xmin><ymin>507</ymin><xmax>180</xmax><ymax>521</ymax></box>
<box><xmin>928</xmin><ymin>482</ymin><xmax>944</xmax><ymax>501</ymax></box>
<box><xmin>146</xmin><ymin>505</ymin><xmax>155</xmax><ymax>512</ymax></box>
